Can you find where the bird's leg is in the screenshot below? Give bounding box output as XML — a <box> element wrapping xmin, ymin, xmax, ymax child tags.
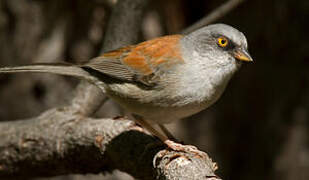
<box><xmin>132</xmin><ymin>114</ymin><xmax>168</xmax><ymax>142</ymax></box>
<box><xmin>158</xmin><ymin>124</ymin><xmax>179</xmax><ymax>142</ymax></box>
<box><xmin>132</xmin><ymin>115</ymin><xmax>206</xmax><ymax>158</ymax></box>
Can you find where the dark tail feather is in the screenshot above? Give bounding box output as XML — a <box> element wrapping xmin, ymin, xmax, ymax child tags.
<box><xmin>0</xmin><ymin>63</ymin><xmax>94</xmax><ymax>82</ymax></box>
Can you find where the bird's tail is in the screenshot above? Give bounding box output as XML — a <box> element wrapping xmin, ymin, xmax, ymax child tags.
<box><xmin>0</xmin><ymin>63</ymin><xmax>95</xmax><ymax>82</ymax></box>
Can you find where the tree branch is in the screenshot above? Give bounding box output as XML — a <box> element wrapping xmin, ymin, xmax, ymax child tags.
<box><xmin>0</xmin><ymin>108</ymin><xmax>219</xmax><ymax>180</ymax></box>
<box><xmin>183</xmin><ymin>0</ymin><xmax>245</xmax><ymax>34</ymax></box>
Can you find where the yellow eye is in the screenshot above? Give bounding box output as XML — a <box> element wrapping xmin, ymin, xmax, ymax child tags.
<box><xmin>217</xmin><ymin>37</ymin><xmax>229</xmax><ymax>47</ymax></box>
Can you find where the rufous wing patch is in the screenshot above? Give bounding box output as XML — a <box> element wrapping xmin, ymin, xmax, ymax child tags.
<box><xmin>91</xmin><ymin>35</ymin><xmax>184</xmax><ymax>86</ymax></box>
<box><xmin>123</xmin><ymin>51</ymin><xmax>153</xmax><ymax>75</ymax></box>
<box><xmin>122</xmin><ymin>34</ymin><xmax>184</xmax><ymax>75</ymax></box>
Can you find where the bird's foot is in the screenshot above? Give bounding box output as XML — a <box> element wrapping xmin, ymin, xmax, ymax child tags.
<box><xmin>164</xmin><ymin>139</ymin><xmax>207</xmax><ymax>158</ymax></box>
<box><xmin>153</xmin><ymin>140</ymin><xmax>217</xmax><ymax>171</ymax></box>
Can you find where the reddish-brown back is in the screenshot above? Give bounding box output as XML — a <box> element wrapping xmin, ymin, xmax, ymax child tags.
<box><xmin>102</xmin><ymin>35</ymin><xmax>184</xmax><ymax>76</ymax></box>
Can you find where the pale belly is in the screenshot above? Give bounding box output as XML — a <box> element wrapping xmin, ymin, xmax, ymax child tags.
<box><xmin>109</xmin><ymin>94</ymin><xmax>209</xmax><ymax>124</ymax></box>
<box><xmin>103</xmin><ymin>71</ymin><xmax>229</xmax><ymax>124</ymax></box>
<box><xmin>105</xmin><ymin>85</ymin><xmax>218</xmax><ymax>124</ymax></box>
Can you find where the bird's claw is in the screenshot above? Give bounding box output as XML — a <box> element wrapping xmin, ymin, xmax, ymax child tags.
<box><xmin>164</xmin><ymin>139</ymin><xmax>207</xmax><ymax>158</ymax></box>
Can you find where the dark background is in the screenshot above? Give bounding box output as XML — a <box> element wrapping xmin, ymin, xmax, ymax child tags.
<box><xmin>0</xmin><ymin>0</ymin><xmax>308</xmax><ymax>179</ymax></box>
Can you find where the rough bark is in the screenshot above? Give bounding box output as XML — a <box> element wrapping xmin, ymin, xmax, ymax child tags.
<box><xmin>0</xmin><ymin>108</ymin><xmax>219</xmax><ymax>180</ymax></box>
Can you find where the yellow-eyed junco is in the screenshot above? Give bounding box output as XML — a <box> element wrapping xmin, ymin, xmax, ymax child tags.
<box><xmin>0</xmin><ymin>24</ymin><xmax>252</xmax><ymax>151</ymax></box>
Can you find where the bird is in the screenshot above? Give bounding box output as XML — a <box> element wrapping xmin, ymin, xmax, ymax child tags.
<box><xmin>0</xmin><ymin>24</ymin><xmax>252</xmax><ymax>152</ymax></box>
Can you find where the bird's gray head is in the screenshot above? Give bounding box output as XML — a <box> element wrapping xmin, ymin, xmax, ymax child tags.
<box><xmin>181</xmin><ymin>24</ymin><xmax>253</xmax><ymax>68</ymax></box>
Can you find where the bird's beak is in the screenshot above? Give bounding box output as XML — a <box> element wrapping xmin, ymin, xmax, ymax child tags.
<box><xmin>233</xmin><ymin>48</ymin><xmax>253</xmax><ymax>62</ymax></box>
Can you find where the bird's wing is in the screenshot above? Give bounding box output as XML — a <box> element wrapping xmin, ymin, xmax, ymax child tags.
<box><xmin>82</xmin><ymin>35</ymin><xmax>184</xmax><ymax>87</ymax></box>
